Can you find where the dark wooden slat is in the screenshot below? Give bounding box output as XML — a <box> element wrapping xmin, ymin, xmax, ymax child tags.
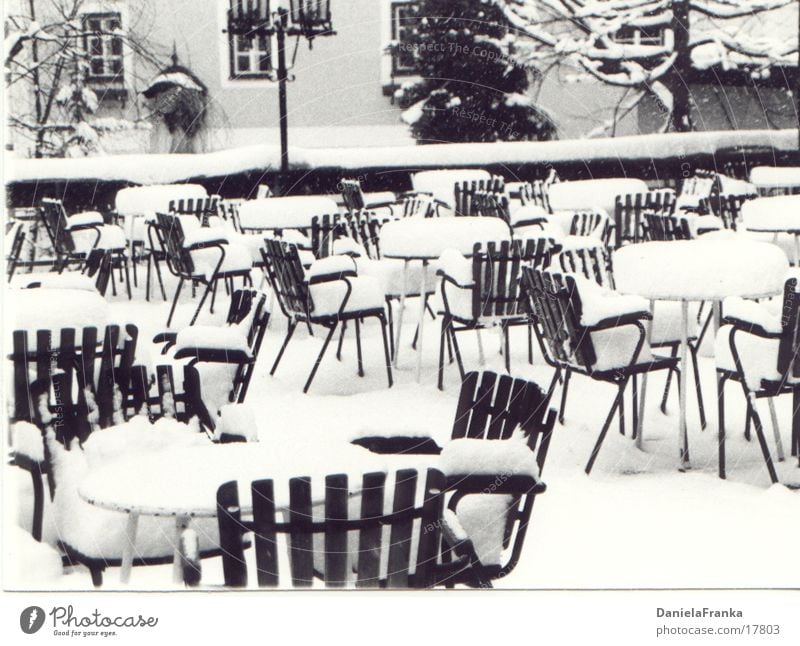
<box><xmin>487</xmin><ymin>373</ymin><xmax>513</xmax><ymax>439</ymax></box>
<box><xmin>252</xmin><ymin>478</ymin><xmax>279</xmax><ymax>587</ymax></box>
<box><xmin>12</xmin><ymin>331</ymin><xmax>33</xmax><ymax>422</ymax></box>
<box><xmin>217</xmin><ymin>480</ymin><xmax>248</xmax><ymax>587</ymax></box>
<box><xmin>386</xmin><ymin>469</ymin><xmax>417</xmax><ymax>588</ymax></box>
<box><xmin>452</xmin><ymin>372</ymin><xmax>478</xmax><ymax>439</ymax></box>
<box><xmin>324</xmin><ymin>473</ymin><xmax>349</xmax><ymax>587</ymax></box>
<box><xmin>356</xmin><ymin>471</ymin><xmax>386</xmax><ymax>588</ymax></box>
<box><xmin>415</xmin><ymin>468</ymin><xmax>445</xmax><ymax>588</ymax></box>
<box><xmin>467</xmin><ymin>371</ymin><xmax>497</xmax><ymax>438</ymax></box>
<box><xmin>288</xmin><ymin>476</ymin><xmax>314</xmax><ymax>587</ymax></box>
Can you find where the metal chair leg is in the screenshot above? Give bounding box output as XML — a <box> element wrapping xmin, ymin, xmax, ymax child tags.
<box><xmin>558</xmin><ymin>369</ymin><xmax>571</xmax><ymax>424</ymax></box>
<box><xmin>717</xmin><ymin>373</ymin><xmax>727</xmax><ymax>479</ymax></box>
<box><xmin>166</xmin><ymin>278</ymin><xmax>184</xmax><ymax>328</ymax></box>
<box><xmin>660</xmin><ymin>344</ymin><xmax>678</xmax><ymax>413</ymax></box>
<box><xmin>449</xmin><ymin>324</ymin><xmax>465</xmax><ymax>380</ymax></box>
<box><xmin>586</xmin><ymin>379</ymin><xmax>627</xmax><ymax>475</ymax></box>
<box><xmin>438</xmin><ymin>316</ymin><xmax>449</xmax><ymax>391</ymax></box>
<box><xmin>766</xmin><ymin>397</ymin><xmax>785</xmax><ymax>462</ymax></box>
<box><xmin>379</xmin><ymin>315</ymin><xmax>393</xmax><ymax>388</ymax></box>
<box><xmin>304</xmin><ymin>325</ymin><xmax>338</xmax><ymax>394</ymax></box>
<box><xmin>386</xmin><ymin>299</ymin><xmax>395</xmax><ymax>360</ymax></box>
<box><xmin>631</xmin><ymin>374</ymin><xmax>639</xmax><ymax>441</ymax></box>
<box><xmin>336</xmin><ymin>321</ymin><xmax>347</xmax><ymax>361</ymax></box>
<box><xmin>355</xmin><ymin>318</ymin><xmax>364</xmax><ymax>377</ymax></box>
<box><xmin>690</xmin><ymin>345</ymin><xmax>707</xmax><ymax>430</ymax></box>
<box><xmin>746</xmin><ymin>396</ymin><xmax>779</xmax><ymax>484</ymax></box>
<box><xmin>502</xmin><ymin>323</ymin><xmax>511</xmax><ymax>373</ymax></box>
<box><xmin>191</xmin><ymin>280</ymin><xmax>215</xmax><ymax>325</ymax></box>
<box><xmin>792</xmin><ymin>388</ymin><xmax>800</xmax><ymax>461</ymax></box>
<box><xmin>271</xmin><ymin>320</ymin><xmax>297</xmax><ymax>375</ymax></box>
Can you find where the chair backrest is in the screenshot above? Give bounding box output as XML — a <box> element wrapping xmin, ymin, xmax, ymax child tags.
<box><xmin>681</xmin><ymin>170</ymin><xmax>721</xmax><ymax>204</ymax></box>
<box><xmin>519</xmin><ymin>180</ymin><xmax>552</xmax><ymax>213</ymax></box>
<box><xmin>401</xmin><ymin>193</ymin><xmax>435</xmax><ymax>218</ymax></box>
<box><xmin>644</xmin><ymin>213</ymin><xmax>692</xmax><ymax>241</ymax></box>
<box><xmin>698</xmin><ymin>193</ymin><xmax>755</xmax><ymax>230</ymax></box>
<box><xmin>522</xmin><ymin>267</ymin><xmax>596</xmax><ymax>372</ymax></box>
<box><xmin>152</xmin><ymin>212</ymin><xmax>196</xmax><ymax>278</ymax></box>
<box><xmin>467</xmin><ymin>239</ymin><xmax>558</xmax><ymax>321</ymax></box>
<box><xmin>39</xmin><ymin>198</ymin><xmax>75</xmax><ymax>256</ymax></box>
<box><xmin>6</xmin><ymin>221</ymin><xmax>26</xmax><ymax>266</ymax></box>
<box><xmin>10</xmin><ymin>324</ymin><xmax>139</xmax><ymax>445</ymax></box>
<box><xmin>310</xmin><ymin>214</ymin><xmax>343</xmax><ymax>258</ymax></box>
<box><xmin>449</xmin><ymin>371</ymin><xmax>556</xmax><ymax>579</ymax></box>
<box><xmin>169</xmin><ymin>197</ymin><xmax>220</xmax><ymax>226</ymax></box>
<box><xmin>340</xmin><ymin>211</ymin><xmax>385</xmax><ymax>259</ymax></box>
<box><xmin>340</xmin><ymin>178</ymin><xmax>366</xmax><ymax>212</ymax></box>
<box><xmin>256</xmin><ymin>184</ymin><xmax>273</xmax><ymax>200</ymax></box>
<box><xmin>776</xmin><ymin>278</ymin><xmax>800</xmax><ymax>379</ymax></box>
<box><xmin>557</xmin><ymin>246</ymin><xmax>615</xmax><ymax>290</ymax></box>
<box><xmin>216</xmin><ymin>468</ymin><xmax>446</xmax><ymax>588</ymax></box>
<box><xmin>471</xmin><ymin>191</ymin><xmax>512</xmax><ymax>225</ymax></box>
<box><xmin>613</xmin><ymin>189</ymin><xmax>676</xmax><ymax>247</ymax></box>
<box><xmin>454</xmin><ymin>177</ymin><xmax>505</xmax><ymax>217</ymax></box>
<box><xmin>260</xmin><ymin>239</ymin><xmax>311</xmax><ymax>320</ymax></box>
<box><xmin>569</xmin><ymin>210</ymin><xmax>609</xmax><ymax>240</ymax></box>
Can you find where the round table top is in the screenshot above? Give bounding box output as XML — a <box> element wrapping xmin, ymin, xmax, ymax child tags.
<box><xmin>742</xmin><ymin>195</ymin><xmax>800</xmax><ymax>233</ymax></box>
<box><xmin>749</xmin><ymin>166</ymin><xmax>800</xmax><ymax>190</ymax></box>
<box><xmin>78</xmin><ymin>442</ymin><xmax>436</xmax><ymax>518</ymax></box>
<box><xmin>614</xmin><ymin>239</ymin><xmax>788</xmax><ymax>301</ymax></box>
<box><xmin>548</xmin><ymin>178</ymin><xmax>648</xmax><ymax>215</ymax></box>
<box><xmin>381</xmin><ymin>216</ymin><xmax>511</xmax><ymax>259</ymax></box>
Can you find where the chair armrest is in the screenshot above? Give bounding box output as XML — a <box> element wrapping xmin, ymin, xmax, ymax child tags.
<box><xmin>173</xmin><ymin>348</ymin><xmax>253</xmax><ymax>364</ymax></box>
<box><xmin>444</xmin><ymin>474</ymin><xmax>546</xmax><ymax>496</ymax></box>
<box><xmin>185</xmin><ymin>239</ymin><xmax>228</xmax><ymax>252</ymax></box>
<box><xmin>436</xmin><ymin>270</ymin><xmax>474</xmax><ymax>290</ymax></box>
<box><xmin>721</xmin><ymin>316</ymin><xmax>782</xmax><ymax>339</ymax></box>
<box><xmin>586</xmin><ymin>311</ymin><xmax>652</xmax><ymax>331</ymax></box>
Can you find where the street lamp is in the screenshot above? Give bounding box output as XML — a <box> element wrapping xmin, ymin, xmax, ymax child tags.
<box><xmin>226</xmin><ymin>0</ymin><xmax>335</xmax><ymax>175</ymax></box>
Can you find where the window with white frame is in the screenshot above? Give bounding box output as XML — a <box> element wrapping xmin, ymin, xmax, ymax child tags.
<box><xmin>611</xmin><ymin>25</ymin><xmax>666</xmax><ymax>47</ymax></box>
<box><xmin>82</xmin><ymin>13</ymin><xmax>124</xmax><ymax>82</ymax></box>
<box><xmin>229</xmin><ymin>33</ymin><xmax>273</xmax><ymax>79</ymax></box>
<box><xmin>391</xmin><ymin>1</ymin><xmax>420</xmax><ymax>76</ymax></box>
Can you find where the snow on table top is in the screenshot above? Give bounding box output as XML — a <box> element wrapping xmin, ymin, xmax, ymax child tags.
<box><xmin>78</xmin><ymin>442</ymin><xmax>435</xmax><ymax>517</ymax></box>
<box><xmin>9</xmin><ymin>288</ymin><xmax>109</xmax><ymax>334</ymax></box>
<box><xmin>742</xmin><ymin>195</ymin><xmax>800</xmax><ymax>232</ymax></box>
<box><xmin>237</xmin><ymin>196</ymin><xmax>339</xmax><ymax>230</ymax></box>
<box><xmin>19</xmin><ymin>273</ymin><xmax>98</xmax><ymax>291</ymax></box>
<box><xmin>750</xmin><ymin>166</ymin><xmax>800</xmax><ymax>189</ymax></box>
<box><xmin>614</xmin><ymin>240</ymin><xmax>788</xmax><ymax>301</ymax></box>
<box><xmin>548</xmin><ymin>178</ymin><xmax>648</xmax><ymax>214</ymax></box>
<box><xmin>381</xmin><ymin>217</ymin><xmax>511</xmax><ymax>259</ymax></box>
<box><xmin>411</xmin><ymin>169</ymin><xmax>491</xmax><ymax>206</ymax></box>
<box><xmin>114</xmin><ymin>183</ymin><xmax>208</xmax><ymax>216</ymax></box>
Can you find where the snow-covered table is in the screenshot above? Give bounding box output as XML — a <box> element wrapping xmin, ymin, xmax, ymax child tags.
<box><xmin>742</xmin><ymin>195</ymin><xmax>800</xmax><ymax>264</ymax></box>
<box><xmin>78</xmin><ymin>441</ymin><xmax>434</xmax><ymax>584</ymax></box>
<box><xmin>548</xmin><ymin>178</ymin><xmax>648</xmax><ymax>216</ymax></box>
<box><xmin>750</xmin><ymin>166</ymin><xmax>800</xmax><ymax>196</ymax></box>
<box><xmin>411</xmin><ymin>169</ymin><xmax>491</xmax><ymax>209</ymax></box>
<box><xmin>237</xmin><ymin>195</ymin><xmax>339</xmax><ymax>232</ymax></box>
<box><xmin>614</xmin><ymin>239</ymin><xmax>788</xmax><ymax>468</ymax></box>
<box><xmin>380</xmin><ymin>217</ymin><xmax>511</xmax><ymax>382</ymax></box>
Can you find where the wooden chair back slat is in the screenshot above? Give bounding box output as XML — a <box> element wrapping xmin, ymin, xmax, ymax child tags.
<box><xmin>39</xmin><ymin>198</ymin><xmax>76</xmax><ymax>257</ymax></box>
<box><xmin>340</xmin><ymin>179</ymin><xmax>366</xmax><ymax>213</ymax></box>
<box><xmin>356</xmin><ymin>471</ymin><xmax>385</xmax><ymax>588</ymax></box>
<box><xmin>153</xmin><ymin>212</ymin><xmax>195</xmax><ymax>278</ymax></box>
<box><xmin>288</xmin><ymin>476</ymin><xmax>315</xmax><ymax>587</ymax></box>
<box><xmin>169</xmin><ymin>197</ymin><xmax>220</xmax><ymax>227</ymax></box>
<box><xmin>324</xmin><ymin>473</ymin><xmax>349</xmax><ymax>587</ymax></box>
<box><xmin>454</xmin><ymin>177</ymin><xmax>505</xmax><ymax>216</ymax></box>
<box><xmin>614</xmin><ymin>190</ymin><xmax>676</xmax><ymax>247</ymax></box>
<box><xmin>386</xmin><ymin>469</ymin><xmax>417</xmax><ymax>589</ymax></box>
<box><xmin>310</xmin><ymin>214</ymin><xmax>342</xmax><ymax>259</ymax></box>
<box><xmin>252</xmin><ymin>478</ymin><xmax>279</xmax><ymax>587</ymax></box>
<box><xmin>557</xmin><ymin>246</ymin><xmax>615</xmax><ymax>290</ymax></box>
<box><xmin>644</xmin><ymin>213</ymin><xmax>691</xmax><ymax>241</ymax></box>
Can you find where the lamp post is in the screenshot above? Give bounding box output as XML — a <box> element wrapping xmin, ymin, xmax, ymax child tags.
<box><xmin>226</xmin><ymin>0</ymin><xmax>334</xmax><ymax>175</ymax></box>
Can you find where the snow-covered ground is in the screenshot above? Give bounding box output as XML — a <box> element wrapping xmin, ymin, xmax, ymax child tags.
<box><xmin>5</xmin><ymin>265</ymin><xmax>799</xmax><ymax>591</ymax></box>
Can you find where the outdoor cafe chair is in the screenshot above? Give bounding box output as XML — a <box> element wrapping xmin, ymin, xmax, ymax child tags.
<box><xmin>260</xmin><ymin>239</ymin><xmax>393</xmax><ymax>393</ymax></box>
<box><xmin>714</xmin><ymin>277</ymin><xmax>800</xmax><ymax>482</ymax></box>
<box><xmin>522</xmin><ymin>266</ymin><xmax>680</xmax><ymax>474</ymax></box>
<box><xmin>454</xmin><ymin>176</ymin><xmax>505</xmax><ymax>217</ymax></box>
<box><xmin>6</xmin><ymin>220</ymin><xmax>26</xmax><ymax>282</ymax></box>
<box><xmin>613</xmin><ymin>189</ymin><xmax>675</xmax><ymax>248</ymax></box>
<box><xmin>131</xmin><ymin>288</ymin><xmax>270</xmax><ymax>435</ymax></box>
<box><xmin>556</xmin><ymin>245</ymin><xmax>707</xmax><ymax>429</ymax></box>
<box><xmin>217</xmin><ymin>468</ymin><xmax>461</xmax><ymax>588</ymax></box>
<box><xmin>39</xmin><ymin>198</ymin><xmax>131</xmax><ymax>298</ymax></box>
<box><xmin>436</xmin><ymin>239</ymin><xmax>559</xmax><ymax>389</ymax></box>
<box><xmin>150</xmin><ymin>212</ymin><xmax>254</xmax><ymax>328</ymax></box>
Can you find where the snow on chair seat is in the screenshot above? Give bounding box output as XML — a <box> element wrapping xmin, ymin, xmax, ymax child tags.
<box><xmin>714</xmin><ymin>277</ymin><xmax>800</xmax><ymax>483</ymax></box>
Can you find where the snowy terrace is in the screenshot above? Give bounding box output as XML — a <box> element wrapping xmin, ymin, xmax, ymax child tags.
<box><xmin>4</xmin><ymin>144</ymin><xmax>800</xmax><ymax>591</ymax></box>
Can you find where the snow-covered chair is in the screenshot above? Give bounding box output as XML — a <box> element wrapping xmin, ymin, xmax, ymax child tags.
<box><xmin>613</xmin><ymin>189</ymin><xmax>675</xmax><ymax>248</ymax></box>
<box><xmin>554</xmin><ymin>245</ymin><xmax>706</xmax><ymax>428</ymax></box>
<box><xmin>567</xmin><ymin>209</ymin><xmax>612</xmax><ymax>247</ymax></box>
<box><xmin>150</xmin><ymin>212</ymin><xmax>253</xmax><ymax>327</ymax></box>
<box><xmin>135</xmin><ymin>288</ymin><xmax>270</xmax><ymax>434</ymax></box>
<box><xmin>523</xmin><ymin>267</ymin><xmax>680</xmax><ymax>474</ymax></box>
<box><xmin>454</xmin><ymin>176</ymin><xmax>505</xmax><ymax>217</ymax></box>
<box><xmin>714</xmin><ymin>277</ymin><xmax>800</xmax><ymax>482</ymax></box>
<box><xmin>676</xmin><ymin>169</ymin><xmax>721</xmax><ymax>214</ymax></box>
<box><xmin>39</xmin><ymin>198</ymin><xmax>131</xmax><ymax>298</ymax></box>
<box><xmin>216</xmin><ymin>468</ymin><xmax>451</xmax><ymax>588</ymax></box>
<box><xmin>436</xmin><ymin>239</ymin><xmax>559</xmax><ymax>389</ymax></box>
<box><xmin>438</xmin><ymin>370</ymin><xmax>555</xmax><ymax>587</ymax></box>
<box><xmin>699</xmin><ymin>192</ymin><xmax>757</xmax><ymax>230</ymax></box>
<box><xmin>311</xmin><ymin>212</ymin><xmax>437</xmax><ymax>358</ymax></box>
<box><xmin>260</xmin><ymin>239</ymin><xmax>393</xmax><ymax>393</ymax></box>
<box><xmin>6</xmin><ymin>220</ymin><xmax>26</xmax><ymax>282</ymax></box>
<box><xmin>169</xmin><ymin>196</ymin><xmax>221</xmax><ymax>226</ymax></box>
